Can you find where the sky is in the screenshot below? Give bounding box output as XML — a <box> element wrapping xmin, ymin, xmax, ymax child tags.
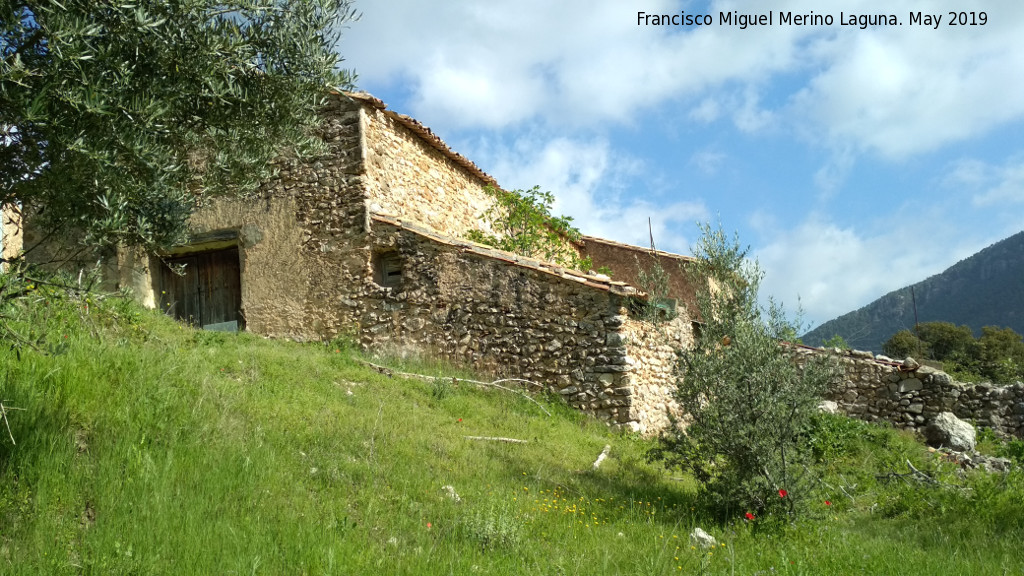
<box><xmin>336</xmin><ymin>0</ymin><xmax>1024</xmax><ymax>330</ymax></box>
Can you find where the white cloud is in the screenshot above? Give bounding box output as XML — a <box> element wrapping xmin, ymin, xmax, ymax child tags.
<box><xmin>733</xmin><ymin>87</ymin><xmax>776</xmax><ymax>133</ymax></box>
<box><xmin>790</xmin><ymin>2</ymin><xmax>1024</xmax><ymax>159</ymax></box>
<box><xmin>813</xmin><ymin>147</ymin><xmax>855</xmax><ymax>198</ymax></box>
<box><xmin>343</xmin><ymin>0</ymin><xmax>1024</xmax><ymax>157</ymax></box>
<box><xmin>341</xmin><ymin>0</ymin><xmax>808</xmax><ymax>129</ymax></box>
<box><xmin>754</xmin><ymin>213</ymin><xmax>991</xmax><ymax>328</ymax></box>
<box><xmin>689</xmin><ymin>98</ymin><xmax>721</xmax><ymax>123</ymax></box>
<box><xmin>690</xmin><ymin>149</ymin><xmax>727</xmax><ymax>175</ymax></box>
<box><xmin>966</xmin><ymin>157</ymin><xmax>1024</xmax><ymax>207</ymax></box>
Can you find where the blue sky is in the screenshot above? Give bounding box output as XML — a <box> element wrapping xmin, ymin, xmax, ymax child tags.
<box><xmin>337</xmin><ymin>0</ymin><xmax>1024</xmax><ymax>330</ymax></box>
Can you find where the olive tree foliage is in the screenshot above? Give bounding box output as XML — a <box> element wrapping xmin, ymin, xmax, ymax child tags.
<box><xmin>1</xmin><ymin>0</ymin><xmax>357</xmax><ymax>256</ymax></box>
<box><xmin>650</xmin><ymin>223</ymin><xmax>839</xmax><ymax>518</ymax></box>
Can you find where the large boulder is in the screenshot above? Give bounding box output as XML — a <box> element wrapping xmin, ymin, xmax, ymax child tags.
<box><xmin>923</xmin><ymin>412</ymin><xmax>976</xmax><ymax>452</ymax></box>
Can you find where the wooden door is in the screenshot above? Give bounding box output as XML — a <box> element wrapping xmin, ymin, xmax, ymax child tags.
<box><xmin>159</xmin><ymin>247</ymin><xmax>242</xmax><ymax>330</ymax></box>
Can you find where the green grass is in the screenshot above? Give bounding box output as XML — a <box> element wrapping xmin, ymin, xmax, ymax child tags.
<box><xmin>1</xmin><ymin>292</ymin><xmax>1023</xmax><ymax>574</ymax></box>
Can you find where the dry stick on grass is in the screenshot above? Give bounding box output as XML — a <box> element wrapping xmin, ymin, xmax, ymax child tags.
<box><xmin>0</xmin><ymin>401</ymin><xmax>25</xmax><ymax>445</ymax></box>
<box><xmin>876</xmin><ymin>459</ymin><xmax>941</xmax><ymax>486</ymax></box>
<box><xmin>357</xmin><ymin>359</ymin><xmax>552</xmax><ymax>417</ymax></box>
<box><xmin>591</xmin><ymin>444</ymin><xmax>611</xmax><ymax>471</ymax></box>
<box><xmin>463</xmin><ymin>436</ymin><xmax>528</xmax><ymax>444</ymax></box>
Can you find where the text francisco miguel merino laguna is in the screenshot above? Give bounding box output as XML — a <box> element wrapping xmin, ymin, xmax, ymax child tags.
<box><xmin>637</xmin><ymin>11</ymin><xmax>988</xmax><ymax>30</ymax></box>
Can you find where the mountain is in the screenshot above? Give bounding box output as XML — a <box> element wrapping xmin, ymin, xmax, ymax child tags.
<box><xmin>802</xmin><ymin>230</ymin><xmax>1024</xmax><ymax>353</ymax></box>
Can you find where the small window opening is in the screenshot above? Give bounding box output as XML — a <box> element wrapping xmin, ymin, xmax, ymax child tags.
<box><xmin>629</xmin><ymin>296</ymin><xmax>678</xmax><ymax>320</ymax></box>
<box><xmin>373</xmin><ymin>251</ymin><xmax>403</xmax><ymax>288</ymax></box>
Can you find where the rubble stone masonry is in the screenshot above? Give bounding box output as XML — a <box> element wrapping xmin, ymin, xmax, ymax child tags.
<box><xmin>361</xmin><ymin>216</ymin><xmax>694</xmax><ymax>433</ymax></box>
<box><xmin>797</xmin><ymin>347</ymin><xmax>1024</xmax><ymax>438</ymax></box>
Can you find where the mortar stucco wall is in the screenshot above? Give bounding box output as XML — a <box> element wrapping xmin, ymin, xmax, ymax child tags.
<box><xmin>183</xmin><ymin>195</ymin><xmax>314</xmax><ymax>338</ymax></box>
<box><xmin>129</xmin><ymin>95</ymin><xmax>370</xmax><ymax>339</ymax></box>
<box><xmin>622</xmin><ymin>315</ymin><xmax>693</xmax><ymax>434</ymax></box>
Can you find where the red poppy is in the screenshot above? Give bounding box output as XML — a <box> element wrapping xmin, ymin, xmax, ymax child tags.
<box><xmin>778</xmin><ymin>489</ymin><xmax>788</xmax><ymax>498</ymax></box>
<box><xmin>457</xmin><ymin>418</ymin><xmax>462</xmax><ymax>422</ymax></box>
<box><xmin>744</xmin><ymin>512</ymin><xmax>755</xmax><ymax>520</ymax></box>
<box><xmin>825</xmin><ymin>500</ymin><xmax>832</xmax><ymax>506</ymax></box>
<box><xmin>427</xmin><ymin>522</ymin><xmax>432</xmax><ymax>528</ymax></box>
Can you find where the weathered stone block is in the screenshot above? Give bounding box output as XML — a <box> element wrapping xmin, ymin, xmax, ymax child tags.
<box><xmin>898</xmin><ymin>378</ymin><xmax>923</xmax><ymax>393</ymax></box>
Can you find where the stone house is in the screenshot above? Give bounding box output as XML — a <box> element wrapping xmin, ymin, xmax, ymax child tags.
<box><xmin>22</xmin><ymin>92</ymin><xmax>705</xmax><ymax>433</ymax></box>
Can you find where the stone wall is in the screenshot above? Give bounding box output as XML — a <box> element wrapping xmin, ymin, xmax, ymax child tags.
<box><xmin>621</xmin><ymin>315</ymin><xmax>692</xmax><ymax>433</ymax></box>
<box><xmin>581</xmin><ymin>235</ymin><xmax>704</xmax><ymax>318</ymax></box>
<box><xmin>358</xmin><ymin>94</ymin><xmax>497</xmax><ymax>239</ymax></box>
<box><xmin>359</xmin><ymin>215</ymin><xmax>693</xmax><ymax>432</ymax></box>
<box><xmin>796</xmin><ymin>347</ymin><xmax>1024</xmax><ymax>438</ymax></box>
<box><xmin>1</xmin><ymin>204</ymin><xmax>23</xmax><ymax>266</ymax></box>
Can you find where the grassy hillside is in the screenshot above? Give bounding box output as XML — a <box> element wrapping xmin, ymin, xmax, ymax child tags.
<box><xmin>804</xmin><ymin>230</ymin><xmax>1024</xmax><ymax>352</ymax></box>
<box><xmin>1</xmin><ymin>293</ymin><xmax>1024</xmax><ymax>574</ymax></box>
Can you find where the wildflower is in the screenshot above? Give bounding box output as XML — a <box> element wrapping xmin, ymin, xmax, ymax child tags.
<box><xmin>457</xmin><ymin>418</ymin><xmax>462</xmax><ymax>422</ymax></box>
<box><xmin>778</xmin><ymin>489</ymin><xmax>788</xmax><ymax>498</ymax></box>
<box><xmin>427</xmin><ymin>522</ymin><xmax>432</xmax><ymax>528</ymax></box>
<box><xmin>744</xmin><ymin>512</ymin><xmax>755</xmax><ymax>521</ymax></box>
<box><xmin>824</xmin><ymin>500</ymin><xmax>832</xmax><ymax>506</ymax></box>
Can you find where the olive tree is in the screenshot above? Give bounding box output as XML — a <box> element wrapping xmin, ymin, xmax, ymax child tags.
<box><xmin>1</xmin><ymin>0</ymin><xmax>357</xmax><ymax>256</ymax></box>
<box><xmin>651</xmin><ymin>223</ymin><xmax>839</xmax><ymax>518</ymax></box>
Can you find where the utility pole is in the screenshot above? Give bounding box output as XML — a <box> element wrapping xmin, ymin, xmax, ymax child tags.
<box><xmin>911</xmin><ymin>286</ymin><xmax>922</xmax><ymax>358</ymax></box>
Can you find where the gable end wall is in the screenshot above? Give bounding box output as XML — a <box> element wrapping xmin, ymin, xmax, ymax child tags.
<box><xmin>362</xmin><ymin>105</ymin><xmax>496</xmax><ymax>239</ymax></box>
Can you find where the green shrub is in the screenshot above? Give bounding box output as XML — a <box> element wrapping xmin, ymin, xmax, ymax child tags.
<box><xmin>991</xmin><ymin>437</ymin><xmax>1024</xmax><ymax>466</ymax></box>
<box><xmin>822</xmin><ymin>334</ymin><xmax>850</xmax><ymax>350</ymax></box>
<box><xmin>650</xmin><ymin>223</ymin><xmax>840</xmax><ymax>519</ymax></box>
<box><xmin>465</xmin><ymin>185</ymin><xmax>593</xmax><ymax>272</ymax></box>
<box><xmin>458</xmin><ymin>503</ymin><xmax>524</xmax><ymax>552</ymax></box>
<box><xmin>803</xmin><ymin>412</ymin><xmax>890</xmax><ymax>462</ymax></box>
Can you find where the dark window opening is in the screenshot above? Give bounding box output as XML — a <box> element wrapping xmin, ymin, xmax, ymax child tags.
<box><xmin>373</xmin><ymin>251</ymin><xmax>403</xmax><ymax>288</ymax></box>
<box><xmin>628</xmin><ymin>296</ymin><xmax>678</xmax><ymax>320</ymax></box>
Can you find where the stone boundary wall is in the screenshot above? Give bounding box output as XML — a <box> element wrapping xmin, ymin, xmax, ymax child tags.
<box><xmin>362</xmin><ymin>216</ymin><xmax>693</xmax><ymax>432</ymax></box>
<box><xmin>794</xmin><ymin>346</ymin><xmax>1024</xmax><ymax>438</ymax></box>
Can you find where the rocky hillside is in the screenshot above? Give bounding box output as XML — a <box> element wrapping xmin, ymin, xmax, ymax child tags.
<box><xmin>803</xmin><ymin>230</ymin><xmax>1024</xmax><ymax>352</ymax></box>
